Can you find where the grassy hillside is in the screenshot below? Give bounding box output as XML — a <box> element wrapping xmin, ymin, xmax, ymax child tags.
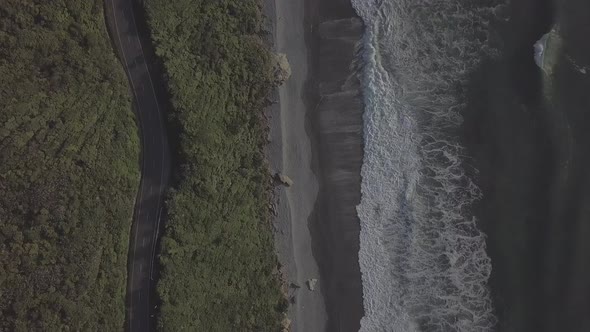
<box><xmin>0</xmin><ymin>1</ymin><xmax>139</xmax><ymax>330</ymax></box>
<box><xmin>144</xmin><ymin>0</ymin><xmax>285</xmax><ymax>330</ymax></box>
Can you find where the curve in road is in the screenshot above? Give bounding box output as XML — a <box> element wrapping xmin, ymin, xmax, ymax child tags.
<box><xmin>104</xmin><ymin>0</ymin><xmax>171</xmax><ymax>331</ymax></box>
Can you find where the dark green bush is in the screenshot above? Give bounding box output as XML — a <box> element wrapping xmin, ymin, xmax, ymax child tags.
<box><xmin>145</xmin><ymin>0</ymin><xmax>284</xmax><ymax>330</ymax></box>
<box><xmin>0</xmin><ymin>1</ymin><xmax>139</xmax><ymax>330</ymax></box>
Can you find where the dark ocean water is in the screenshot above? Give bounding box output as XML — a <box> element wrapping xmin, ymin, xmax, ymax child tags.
<box><xmin>462</xmin><ymin>0</ymin><xmax>590</xmax><ymax>331</ymax></box>
<box><xmin>353</xmin><ymin>0</ymin><xmax>500</xmax><ymax>330</ymax></box>
<box><xmin>351</xmin><ymin>0</ymin><xmax>590</xmax><ymax>330</ymax></box>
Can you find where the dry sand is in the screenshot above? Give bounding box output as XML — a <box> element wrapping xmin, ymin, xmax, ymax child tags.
<box><xmin>269</xmin><ymin>0</ymin><xmax>327</xmax><ymax>329</ymax></box>
<box><xmin>264</xmin><ymin>0</ymin><xmax>365</xmax><ymax>331</ymax></box>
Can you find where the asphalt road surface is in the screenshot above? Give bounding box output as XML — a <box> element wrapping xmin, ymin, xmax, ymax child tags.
<box><xmin>104</xmin><ymin>0</ymin><xmax>171</xmax><ymax>331</ymax></box>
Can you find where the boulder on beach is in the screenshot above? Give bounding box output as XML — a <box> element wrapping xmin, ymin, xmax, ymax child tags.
<box><xmin>277</xmin><ymin>173</ymin><xmax>294</xmax><ymax>187</ymax></box>
<box><xmin>306</xmin><ymin>278</ymin><xmax>318</xmax><ymax>291</ymax></box>
<box><xmin>272</xmin><ymin>53</ymin><xmax>291</xmax><ymax>86</ymax></box>
<box><xmin>281</xmin><ymin>316</ymin><xmax>291</xmax><ymax>332</ymax></box>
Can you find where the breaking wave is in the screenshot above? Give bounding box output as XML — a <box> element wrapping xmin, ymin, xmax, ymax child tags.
<box><xmin>351</xmin><ymin>0</ymin><xmax>505</xmax><ymax>331</ymax></box>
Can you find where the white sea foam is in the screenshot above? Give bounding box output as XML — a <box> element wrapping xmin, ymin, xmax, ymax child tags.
<box><xmin>351</xmin><ymin>0</ymin><xmax>504</xmax><ymax>331</ymax></box>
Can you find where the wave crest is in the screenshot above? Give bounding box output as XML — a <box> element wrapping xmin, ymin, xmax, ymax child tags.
<box><xmin>352</xmin><ymin>0</ymin><xmax>505</xmax><ymax>331</ymax></box>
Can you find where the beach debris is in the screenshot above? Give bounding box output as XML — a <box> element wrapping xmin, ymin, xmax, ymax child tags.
<box><xmin>272</xmin><ymin>53</ymin><xmax>291</xmax><ymax>86</ymax></box>
<box><xmin>306</xmin><ymin>278</ymin><xmax>318</xmax><ymax>291</ymax></box>
<box><xmin>276</xmin><ymin>173</ymin><xmax>294</xmax><ymax>187</ymax></box>
<box><xmin>269</xmin><ymin>202</ymin><xmax>278</xmax><ymax>216</ymax></box>
<box><xmin>289</xmin><ymin>282</ymin><xmax>301</xmax><ymax>289</ymax></box>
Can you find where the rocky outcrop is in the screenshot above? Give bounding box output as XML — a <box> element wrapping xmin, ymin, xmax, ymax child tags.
<box><xmin>306</xmin><ymin>278</ymin><xmax>318</xmax><ymax>291</ymax></box>
<box><xmin>533</xmin><ymin>27</ymin><xmax>562</xmax><ymax>75</ymax></box>
<box><xmin>281</xmin><ymin>316</ymin><xmax>291</xmax><ymax>332</ymax></box>
<box><xmin>272</xmin><ymin>53</ymin><xmax>291</xmax><ymax>86</ymax></box>
<box><xmin>276</xmin><ymin>173</ymin><xmax>294</xmax><ymax>187</ymax></box>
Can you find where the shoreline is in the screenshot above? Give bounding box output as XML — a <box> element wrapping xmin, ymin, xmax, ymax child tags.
<box><xmin>265</xmin><ymin>0</ymin><xmax>365</xmax><ymax>330</ymax></box>
<box><xmin>307</xmin><ymin>1</ymin><xmax>365</xmax><ymax>330</ymax></box>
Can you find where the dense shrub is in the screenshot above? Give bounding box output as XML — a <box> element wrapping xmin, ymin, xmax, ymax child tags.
<box><xmin>0</xmin><ymin>1</ymin><xmax>139</xmax><ymax>330</ymax></box>
<box><xmin>145</xmin><ymin>0</ymin><xmax>285</xmax><ymax>330</ymax></box>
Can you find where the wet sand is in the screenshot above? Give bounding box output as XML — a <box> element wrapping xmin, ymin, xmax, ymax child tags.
<box><xmin>306</xmin><ymin>1</ymin><xmax>365</xmax><ymax>331</ymax></box>
<box><xmin>264</xmin><ymin>0</ymin><xmax>365</xmax><ymax>331</ymax></box>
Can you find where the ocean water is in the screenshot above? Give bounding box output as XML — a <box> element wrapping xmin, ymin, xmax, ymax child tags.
<box><xmin>351</xmin><ymin>0</ymin><xmax>504</xmax><ymax>330</ymax></box>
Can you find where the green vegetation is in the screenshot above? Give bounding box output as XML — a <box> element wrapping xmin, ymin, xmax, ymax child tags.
<box><xmin>145</xmin><ymin>0</ymin><xmax>285</xmax><ymax>330</ymax></box>
<box><xmin>0</xmin><ymin>1</ymin><xmax>139</xmax><ymax>330</ymax></box>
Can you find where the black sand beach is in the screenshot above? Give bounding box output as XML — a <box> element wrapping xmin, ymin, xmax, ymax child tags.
<box><xmin>266</xmin><ymin>0</ymin><xmax>365</xmax><ymax>330</ymax></box>
<box><xmin>269</xmin><ymin>0</ymin><xmax>590</xmax><ymax>329</ymax></box>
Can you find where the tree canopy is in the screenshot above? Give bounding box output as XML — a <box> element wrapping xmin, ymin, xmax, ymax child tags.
<box><xmin>145</xmin><ymin>0</ymin><xmax>286</xmax><ymax>330</ymax></box>
<box><xmin>0</xmin><ymin>0</ymin><xmax>139</xmax><ymax>330</ymax></box>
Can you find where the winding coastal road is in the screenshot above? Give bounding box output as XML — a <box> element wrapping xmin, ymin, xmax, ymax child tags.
<box><xmin>104</xmin><ymin>0</ymin><xmax>171</xmax><ymax>331</ymax></box>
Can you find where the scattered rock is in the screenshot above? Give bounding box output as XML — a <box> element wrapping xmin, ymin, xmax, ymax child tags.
<box><xmin>289</xmin><ymin>282</ymin><xmax>301</xmax><ymax>289</ymax></box>
<box><xmin>281</xmin><ymin>316</ymin><xmax>291</xmax><ymax>332</ymax></box>
<box><xmin>306</xmin><ymin>278</ymin><xmax>318</xmax><ymax>291</ymax></box>
<box><xmin>280</xmin><ymin>282</ymin><xmax>290</xmax><ymax>298</ymax></box>
<box><xmin>272</xmin><ymin>53</ymin><xmax>291</xmax><ymax>86</ymax></box>
<box><xmin>276</xmin><ymin>173</ymin><xmax>294</xmax><ymax>187</ymax></box>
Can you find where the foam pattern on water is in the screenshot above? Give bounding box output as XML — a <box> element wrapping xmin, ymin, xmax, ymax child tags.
<box><xmin>351</xmin><ymin>0</ymin><xmax>504</xmax><ymax>331</ymax></box>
